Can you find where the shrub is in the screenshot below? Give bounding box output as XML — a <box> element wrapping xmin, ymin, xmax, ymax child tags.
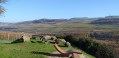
<box><xmin>64</xmin><ymin>35</ymin><xmax>79</xmax><ymax>45</ymax></box>
<box><xmin>56</xmin><ymin>35</ymin><xmax>65</xmax><ymax>39</ymax></box>
<box><xmin>95</xmin><ymin>44</ymin><xmax>115</xmax><ymax>58</ymax></box>
<box><xmin>78</xmin><ymin>37</ymin><xmax>115</xmax><ymax>58</ymax></box>
<box><xmin>78</xmin><ymin>37</ymin><xmax>99</xmax><ymax>55</ymax></box>
<box><xmin>60</xmin><ymin>35</ymin><xmax>115</xmax><ymax>58</ymax></box>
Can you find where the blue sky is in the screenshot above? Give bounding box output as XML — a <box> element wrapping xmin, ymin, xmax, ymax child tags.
<box><xmin>0</xmin><ymin>0</ymin><xmax>119</xmax><ymax>22</ymax></box>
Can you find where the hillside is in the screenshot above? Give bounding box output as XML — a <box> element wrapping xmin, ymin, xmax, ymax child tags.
<box><xmin>0</xmin><ymin>20</ymin><xmax>95</xmax><ymax>33</ymax></box>
<box><xmin>91</xmin><ymin>16</ymin><xmax>119</xmax><ymax>25</ymax></box>
<box><xmin>0</xmin><ymin>16</ymin><xmax>119</xmax><ymax>34</ymax></box>
<box><xmin>17</xmin><ymin>19</ymin><xmax>68</xmax><ymax>24</ymax></box>
<box><xmin>0</xmin><ymin>18</ymin><xmax>96</xmax><ymax>33</ymax></box>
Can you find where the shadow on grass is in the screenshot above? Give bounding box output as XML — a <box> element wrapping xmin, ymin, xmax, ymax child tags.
<box><xmin>31</xmin><ymin>51</ymin><xmax>67</xmax><ymax>57</ymax></box>
<box><xmin>11</xmin><ymin>38</ymin><xmax>23</xmax><ymax>44</ymax></box>
<box><xmin>31</xmin><ymin>51</ymin><xmax>50</xmax><ymax>55</ymax></box>
<box><xmin>37</xmin><ymin>41</ymin><xmax>42</xmax><ymax>43</ymax></box>
<box><xmin>58</xmin><ymin>45</ymin><xmax>66</xmax><ymax>47</ymax></box>
<box><xmin>49</xmin><ymin>42</ymin><xmax>56</xmax><ymax>44</ymax></box>
<box><xmin>31</xmin><ymin>41</ymin><xmax>36</xmax><ymax>43</ymax></box>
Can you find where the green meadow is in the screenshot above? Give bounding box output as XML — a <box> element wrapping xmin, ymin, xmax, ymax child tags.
<box><xmin>0</xmin><ymin>39</ymin><xmax>95</xmax><ymax>58</ymax></box>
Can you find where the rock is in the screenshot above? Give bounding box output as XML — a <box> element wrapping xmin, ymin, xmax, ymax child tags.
<box><xmin>43</xmin><ymin>35</ymin><xmax>51</xmax><ymax>39</ymax></box>
<box><xmin>22</xmin><ymin>35</ymin><xmax>30</xmax><ymax>42</ymax></box>
<box><xmin>32</xmin><ymin>35</ymin><xmax>40</xmax><ymax>39</ymax></box>
<box><xmin>56</xmin><ymin>39</ymin><xmax>66</xmax><ymax>44</ymax></box>
<box><xmin>40</xmin><ymin>38</ymin><xmax>43</xmax><ymax>40</ymax></box>
<box><xmin>51</xmin><ymin>36</ymin><xmax>57</xmax><ymax>41</ymax></box>
<box><xmin>65</xmin><ymin>42</ymin><xmax>71</xmax><ymax>47</ymax></box>
<box><xmin>11</xmin><ymin>35</ymin><xmax>30</xmax><ymax>43</ymax></box>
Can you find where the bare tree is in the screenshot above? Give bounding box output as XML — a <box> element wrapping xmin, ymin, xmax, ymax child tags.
<box><xmin>0</xmin><ymin>0</ymin><xmax>7</xmax><ymax>14</ymax></box>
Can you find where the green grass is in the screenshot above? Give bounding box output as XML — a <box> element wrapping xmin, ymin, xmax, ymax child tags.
<box><xmin>0</xmin><ymin>37</ymin><xmax>15</xmax><ymax>41</ymax></box>
<box><xmin>0</xmin><ymin>39</ymin><xmax>95</xmax><ymax>58</ymax></box>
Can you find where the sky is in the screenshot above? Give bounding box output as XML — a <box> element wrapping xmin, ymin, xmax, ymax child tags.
<box><xmin>0</xmin><ymin>0</ymin><xmax>119</xmax><ymax>22</ymax></box>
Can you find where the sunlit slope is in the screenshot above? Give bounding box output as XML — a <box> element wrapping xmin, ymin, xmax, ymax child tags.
<box><xmin>4</xmin><ymin>19</ymin><xmax>119</xmax><ymax>33</ymax></box>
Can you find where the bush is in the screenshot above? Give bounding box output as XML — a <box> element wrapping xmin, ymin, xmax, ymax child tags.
<box><xmin>60</xmin><ymin>35</ymin><xmax>115</xmax><ymax>58</ymax></box>
<box><xmin>95</xmin><ymin>44</ymin><xmax>115</xmax><ymax>58</ymax></box>
<box><xmin>78</xmin><ymin>37</ymin><xmax>99</xmax><ymax>54</ymax></box>
<box><xmin>56</xmin><ymin>35</ymin><xmax>65</xmax><ymax>39</ymax></box>
<box><xmin>64</xmin><ymin>35</ymin><xmax>79</xmax><ymax>45</ymax></box>
<box><xmin>78</xmin><ymin>37</ymin><xmax>115</xmax><ymax>58</ymax></box>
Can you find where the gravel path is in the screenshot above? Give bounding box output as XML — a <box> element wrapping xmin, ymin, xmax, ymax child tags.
<box><xmin>0</xmin><ymin>40</ymin><xmax>13</xmax><ymax>43</ymax></box>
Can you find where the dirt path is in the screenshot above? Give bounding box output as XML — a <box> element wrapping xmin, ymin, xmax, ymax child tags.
<box><xmin>0</xmin><ymin>40</ymin><xmax>12</xmax><ymax>43</ymax></box>
<box><xmin>49</xmin><ymin>51</ymin><xmax>89</xmax><ymax>58</ymax></box>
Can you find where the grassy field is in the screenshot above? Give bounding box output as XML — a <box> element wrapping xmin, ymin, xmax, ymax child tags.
<box><xmin>0</xmin><ymin>39</ymin><xmax>95</xmax><ymax>58</ymax></box>
<box><xmin>0</xmin><ymin>37</ymin><xmax>15</xmax><ymax>41</ymax></box>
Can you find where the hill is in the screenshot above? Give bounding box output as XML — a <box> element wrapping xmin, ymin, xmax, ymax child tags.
<box><xmin>91</xmin><ymin>16</ymin><xmax>119</xmax><ymax>25</ymax></box>
<box><xmin>0</xmin><ymin>18</ymin><xmax>97</xmax><ymax>33</ymax></box>
<box><xmin>18</xmin><ymin>19</ymin><xmax>68</xmax><ymax>24</ymax></box>
<box><xmin>1</xmin><ymin>16</ymin><xmax>119</xmax><ymax>34</ymax></box>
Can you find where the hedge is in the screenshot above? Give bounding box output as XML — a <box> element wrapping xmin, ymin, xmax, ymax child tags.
<box><xmin>60</xmin><ymin>35</ymin><xmax>115</xmax><ymax>58</ymax></box>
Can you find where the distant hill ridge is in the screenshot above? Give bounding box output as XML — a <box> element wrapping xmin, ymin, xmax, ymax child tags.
<box><xmin>1</xmin><ymin>16</ymin><xmax>119</xmax><ymax>25</ymax></box>
<box><xmin>17</xmin><ymin>17</ymin><xmax>99</xmax><ymax>24</ymax></box>
<box><xmin>0</xmin><ymin>16</ymin><xmax>119</xmax><ymax>33</ymax></box>
<box><xmin>105</xmin><ymin>16</ymin><xmax>119</xmax><ymax>19</ymax></box>
<box><xmin>90</xmin><ymin>16</ymin><xmax>119</xmax><ymax>25</ymax></box>
<box><xmin>18</xmin><ymin>19</ymin><xmax>68</xmax><ymax>24</ymax></box>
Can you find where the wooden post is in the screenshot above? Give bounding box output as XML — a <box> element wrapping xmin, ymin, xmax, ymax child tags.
<box><xmin>19</xmin><ymin>33</ymin><xmax>20</xmax><ymax>39</ymax></box>
<box><xmin>8</xmin><ymin>33</ymin><xmax>9</xmax><ymax>40</ymax></box>
<box><xmin>16</xmin><ymin>33</ymin><xmax>17</xmax><ymax>39</ymax></box>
